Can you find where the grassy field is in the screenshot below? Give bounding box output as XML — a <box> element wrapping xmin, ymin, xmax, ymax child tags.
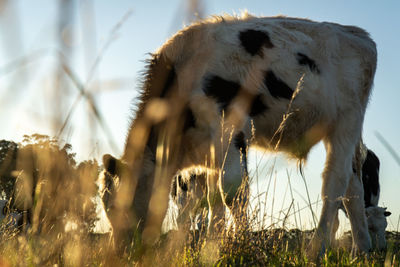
<box><xmin>1</xmin><ymin>217</ymin><xmax>400</xmax><ymax>266</ymax></box>
<box><xmin>0</xmin><ymin>136</ymin><xmax>399</xmax><ymax>266</ymax></box>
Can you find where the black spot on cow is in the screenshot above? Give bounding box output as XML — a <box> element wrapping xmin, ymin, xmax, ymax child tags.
<box><xmin>249</xmin><ymin>94</ymin><xmax>268</xmax><ymax>117</ymax></box>
<box><xmin>297</xmin><ymin>53</ymin><xmax>320</xmax><ymax>74</ymax></box>
<box><xmin>183</xmin><ymin>106</ymin><xmax>196</xmax><ymax>133</ymax></box>
<box><xmin>203</xmin><ymin>75</ymin><xmax>241</xmax><ymax>112</ymax></box>
<box><xmin>239</xmin><ymin>29</ymin><xmax>274</xmax><ymax>56</ymax></box>
<box><xmin>233</xmin><ymin>131</ymin><xmax>249</xmax><ymax>175</ymax></box>
<box><xmin>233</xmin><ymin>132</ymin><xmax>246</xmax><ymax>153</ymax></box>
<box><xmin>171</xmin><ymin>174</ymin><xmax>199</xmax><ymax>200</ymax></box>
<box><xmin>178</xmin><ymin>175</ymin><xmax>188</xmax><ymax>192</ymax></box>
<box><xmin>264</xmin><ymin>70</ymin><xmax>294</xmax><ymax>100</ymax></box>
<box><xmin>362</xmin><ymin>149</ymin><xmax>380</xmax><ymax>207</ymax></box>
<box><xmin>171</xmin><ymin>176</ymin><xmax>177</xmax><ymax>198</ymax></box>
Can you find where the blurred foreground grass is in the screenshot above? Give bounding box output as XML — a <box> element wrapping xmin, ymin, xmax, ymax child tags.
<box><xmin>0</xmin><ymin>134</ymin><xmax>399</xmax><ymax>266</ymax></box>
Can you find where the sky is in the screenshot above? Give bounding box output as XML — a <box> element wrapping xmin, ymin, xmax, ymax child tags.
<box><xmin>0</xmin><ymin>0</ymin><xmax>399</xmax><ymax>232</ymax></box>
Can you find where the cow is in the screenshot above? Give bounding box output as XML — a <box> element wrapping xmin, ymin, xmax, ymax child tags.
<box><xmin>101</xmin><ymin>13</ymin><xmax>378</xmax><ymax>258</ymax></box>
<box><xmin>332</xmin><ymin>147</ymin><xmax>391</xmax><ymax>250</ymax></box>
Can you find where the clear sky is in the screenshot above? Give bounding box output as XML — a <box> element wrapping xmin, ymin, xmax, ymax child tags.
<box><xmin>0</xmin><ymin>0</ymin><xmax>399</xmax><ymax>232</ymax></box>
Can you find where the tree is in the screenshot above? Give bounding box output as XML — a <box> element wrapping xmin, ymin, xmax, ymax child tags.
<box><xmin>0</xmin><ymin>140</ymin><xmax>18</xmax><ymax>199</ymax></box>
<box><xmin>2</xmin><ymin>134</ymin><xmax>98</xmax><ymax>234</ymax></box>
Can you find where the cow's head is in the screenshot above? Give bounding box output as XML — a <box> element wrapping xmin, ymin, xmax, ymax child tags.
<box><xmin>366</xmin><ymin>206</ymin><xmax>391</xmax><ymax>250</ymax></box>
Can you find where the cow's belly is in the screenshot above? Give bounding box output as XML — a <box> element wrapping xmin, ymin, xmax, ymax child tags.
<box><xmin>251</xmin><ymin>101</ymin><xmax>328</xmax><ymax>159</ymax></box>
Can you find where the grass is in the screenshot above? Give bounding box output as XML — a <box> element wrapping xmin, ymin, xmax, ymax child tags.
<box><xmin>153</xmin><ymin>228</ymin><xmax>400</xmax><ymax>266</ymax></box>
<box><xmin>1</xmin><ymin>222</ymin><xmax>400</xmax><ymax>266</ymax></box>
<box><xmin>0</xmin><ymin>136</ymin><xmax>399</xmax><ymax>267</ymax></box>
<box><xmin>0</xmin><ymin>130</ymin><xmax>398</xmax><ymax>266</ymax></box>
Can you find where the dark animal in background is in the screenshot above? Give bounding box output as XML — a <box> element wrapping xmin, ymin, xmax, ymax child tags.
<box><xmin>332</xmin><ymin>147</ymin><xmax>391</xmax><ymax>250</ymax></box>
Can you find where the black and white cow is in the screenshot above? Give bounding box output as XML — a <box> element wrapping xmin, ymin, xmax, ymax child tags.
<box><xmin>101</xmin><ymin>14</ymin><xmax>378</xmax><ymax>257</ymax></box>
<box><xmin>332</xmin><ymin>147</ymin><xmax>391</xmax><ymax>250</ymax></box>
<box><xmin>362</xmin><ymin>149</ymin><xmax>391</xmax><ymax>250</ymax></box>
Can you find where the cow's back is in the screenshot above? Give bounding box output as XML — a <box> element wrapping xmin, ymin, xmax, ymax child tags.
<box><xmin>137</xmin><ymin>14</ymin><xmax>377</xmax><ymax>160</ymax></box>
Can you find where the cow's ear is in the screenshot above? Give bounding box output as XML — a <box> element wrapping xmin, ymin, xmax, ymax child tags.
<box><xmin>103</xmin><ymin>154</ymin><xmax>118</xmax><ymax>176</ymax></box>
<box><xmin>384</xmin><ymin>211</ymin><xmax>391</xmax><ymax>217</ymax></box>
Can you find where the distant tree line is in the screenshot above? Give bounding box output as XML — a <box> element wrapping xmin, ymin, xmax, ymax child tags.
<box><xmin>0</xmin><ymin>134</ymin><xmax>100</xmax><ymax>232</ymax></box>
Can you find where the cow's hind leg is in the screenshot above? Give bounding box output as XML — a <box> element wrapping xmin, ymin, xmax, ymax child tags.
<box><xmin>307</xmin><ymin>117</ymin><xmax>370</xmax><ymax>258</ymax></box>
<box><xmin>343</xmin><ymin>168</ymin><xmax>371</xmax><ymax>255</ymax></box>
